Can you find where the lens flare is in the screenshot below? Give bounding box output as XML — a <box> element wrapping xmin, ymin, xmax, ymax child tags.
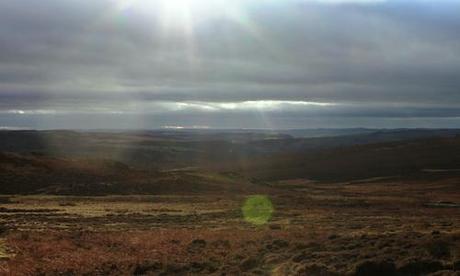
<box><xmin>242</xmin><ymin>195</ymin><xmax>274</xmax><ymax>225</ymax></box>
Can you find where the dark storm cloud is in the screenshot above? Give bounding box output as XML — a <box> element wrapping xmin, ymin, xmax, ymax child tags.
<box><xmin>0</xmin><ymin>0</ymin><xmax>460</xmax><ymax>128</ymax></box>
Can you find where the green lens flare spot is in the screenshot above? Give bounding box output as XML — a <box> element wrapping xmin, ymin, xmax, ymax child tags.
<box><xmin>242</xmin><ymin>195</ymin><xmax>274</xmax><ymax>225</ymax></box>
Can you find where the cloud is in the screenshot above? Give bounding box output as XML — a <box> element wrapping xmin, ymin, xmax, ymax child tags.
<box><xmin>0</xmin><ymin>0</ymin><xmax>459</xmax><ymax>128</ymax></box>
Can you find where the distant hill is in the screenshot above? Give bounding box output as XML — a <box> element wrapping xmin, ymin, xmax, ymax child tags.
<box><xmin>1</xmin><ymin>129</ymin><xmax>460</xmax><ymax>171</ymax></box>
<box><xmin>232</xmin><ymin>136</ymin><xmax>460</xmax><ymax>182</ymax></box>
<box><xmin>278</xmin><ymin>128</ymin><xmax>460</xmax><ymax>139</ymax></box>
<box><xmin>1</xmin><ymin>130</ymin><xmax>460</xmax><ymax>194</ymax></box>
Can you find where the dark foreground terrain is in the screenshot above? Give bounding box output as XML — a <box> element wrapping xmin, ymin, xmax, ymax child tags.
<box><xmin>0</xmin><ymin>129</ymin><xmax>459</xmax><ymax>275</ymax></box>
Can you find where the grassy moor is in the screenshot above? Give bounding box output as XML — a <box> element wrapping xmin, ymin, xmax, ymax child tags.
<box><xmin>0</xmin><ymin>130</ymin><xmax>459</xmax><ymax>275</ymax></box>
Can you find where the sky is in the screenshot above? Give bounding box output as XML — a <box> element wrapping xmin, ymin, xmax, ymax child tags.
<box><xmin>0</xmin><ymin>0</ymin><xmax>460</xmax><ymax>129</ymax></box>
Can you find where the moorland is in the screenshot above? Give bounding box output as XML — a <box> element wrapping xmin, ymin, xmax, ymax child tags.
<box><xmin>0</xmin><ymin>128</ymin><xmax>459</xmax><ymax>275</ymax></box>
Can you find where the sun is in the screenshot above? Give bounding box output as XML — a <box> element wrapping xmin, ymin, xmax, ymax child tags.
<box><xmin>115</xmin><ymin>0</ymin><xmax>224</xmax><ymax>28</ymax></box>
<box><xmin>159</xmin><ymin>0</ymin><xmax>196</xmax><ymax>29</ymax></box>
<box><xmin>112</xmin><ymin>0</ymin><xmax>267</xmax><ymax>67</ymax></box>
<box><xmin>161</xmin><ymin>0</ymin><xmax>197</xmax><ymax>13</ymax></box>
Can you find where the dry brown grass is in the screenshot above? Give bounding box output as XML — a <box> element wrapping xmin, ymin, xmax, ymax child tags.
<box><xmin>3</xmin><ymin>228</ymin><xmax>460</xmax><ymax>275</ymax></box>
<box><xmin>0</xmin><ymin>177</ymin><xmax>459</xmax><ymax>275</ymax></box>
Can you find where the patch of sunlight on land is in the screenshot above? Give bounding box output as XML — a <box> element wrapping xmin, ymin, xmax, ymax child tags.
<box><xmin>242</xmin><ymin>195</ymin><xmax>274</xmax><ymax>225</ymax></box>
<box><xmin>3</xmin><ymin>195</ymin><xmax>236</xmax><ymax>218</ymax></box>
<box><xmin>0</xmin><ymin>239</ymin><xmax>9</xmax><ymax>260</ymax></box>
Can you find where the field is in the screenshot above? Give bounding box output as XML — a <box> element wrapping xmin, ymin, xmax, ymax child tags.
<box><xmin>1</xmin><ymin>177</ymin><xmax>459</xmax><ymax>275</ymax></box>
<box><xmin>0</xmin><ymin>129</ymin><xmax>460</xmax><ymax>275</ymax></box>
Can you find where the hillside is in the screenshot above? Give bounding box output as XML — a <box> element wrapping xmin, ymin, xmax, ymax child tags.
<box><xmin>232</xmin><ymin>136</ymin><xmax>460</xmax><ymax>182</ymax></box>
<box><xmin>1</xmin><ymin>131</ymin><xmax>460</xmax><ymax>195</ymax></box>
<box><xmin>1</xmin><ymin>129</ymin><xmax>460</xmax><ymax>171</ymax></box>
<box><xmin>0</xmin><ymin>152</ymin><xmax>265</xmax><ymax>195</ymax></box>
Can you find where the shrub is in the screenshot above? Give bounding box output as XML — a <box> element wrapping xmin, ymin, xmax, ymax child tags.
<box><xmin>427</xmin><ymin>240</ymin><xmax>451</xmax><ymax>259</ymax></box>
<box><xmin>355</xmin><ymin>260</ymin><xmax>397</xmax><ymax>276</ymax></box>
<box><xmin>398</xmin><ymin>259</ymin><xmax>444</xmax><ymax>275</ymax></box>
